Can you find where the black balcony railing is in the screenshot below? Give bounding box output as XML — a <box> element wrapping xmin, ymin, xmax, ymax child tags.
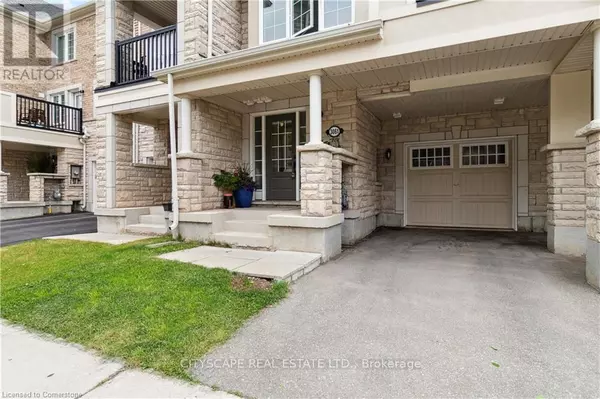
<box><xmin>115</xmin><ymin>25</ymin><xmax>177</xmax><ymax>85</ymax></box>
<box><xmin>16</xmin><ymin>94</ymin><xmax>83</xmax><ymax>135</ymax></box>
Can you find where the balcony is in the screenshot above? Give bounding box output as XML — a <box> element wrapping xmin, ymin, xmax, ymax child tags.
<box><xmin>15</xmin><ymin>95</ymin><xmax>83</xmax><ymax>135</ymax></box>
<box><xmin>0</xmin><ymin>91</ymin><xmax>84</xmax><ymax>150</ymax></box>
<box><xmin>115</xmin><ymin>25</ymin><xmax>177</xmax><ymax>86</ymax></box>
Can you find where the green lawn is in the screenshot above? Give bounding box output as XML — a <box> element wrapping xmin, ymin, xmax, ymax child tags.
<box><xmin>1</xmin><ymin>238</ymin><xmax>287</xmax><ymax>380</ymax></box>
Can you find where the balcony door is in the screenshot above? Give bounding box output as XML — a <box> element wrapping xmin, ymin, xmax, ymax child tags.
<box><xmin>265</xmin><ymin>113</ymin><xmax>297</xmax><ymax>200</ymax></box>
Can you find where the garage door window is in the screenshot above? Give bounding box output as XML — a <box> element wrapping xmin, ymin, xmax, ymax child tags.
<box><xmin>461</xmin><ymin>143</ymin><xmax>507</xmax><ymax>167</ymax></box>
<box><xmin>410</xmin><ymin>146</ymin><xmax>452</xmax><ymax>169</ymax></box>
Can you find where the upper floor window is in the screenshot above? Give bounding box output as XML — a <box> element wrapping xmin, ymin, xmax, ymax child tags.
<box><xmin>53</xmin><ymin>25</ymin><xmax>75</xmax><ymax>64</ymax></box>
<box><xmin>261</xmin><ymin>0</ymin><xmax>353</xmax><ymax>44</ymax></box>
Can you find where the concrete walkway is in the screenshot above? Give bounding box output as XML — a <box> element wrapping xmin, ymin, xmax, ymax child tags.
<box><xmin>159</xmin><ymin>246</ymin><xmax>321</xmax><ymax>281</ymax></box>
<box><xmin>1</xmin><ymin>322</ymin><xmax>236</xmax><ymax>398</ymax></box>
<box><xmin>44</xmin><ymin>232</ymin><xmax>150</xmax><ymax>245</ymax></box>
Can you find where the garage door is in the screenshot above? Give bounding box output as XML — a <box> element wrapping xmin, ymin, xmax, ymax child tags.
<box><xmin>406</xmin><ymin>140</ymin><xmax>513</xmax><ymax>229</ymax></box>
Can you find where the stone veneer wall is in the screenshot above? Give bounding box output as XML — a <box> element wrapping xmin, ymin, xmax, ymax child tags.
<box><xmin>585</xmin><ymin>132</ymin><xmax>600</xmax><ymax>265</ymax></box>
<box><xmin>114</xmin><ymin>115</ymin><xmax>171</xmax><ymax>208</ymax></box>
<box><xmin>180</xmin><ymin>99</ymin><xmax>243</xmax><ymax>211</ymax></box>
<box><xmin>56</xmin><ymin>147</ymin><xmax>84</xmax><ymax>203</ymax></box>
<box><xmin>379</xmin><ymin>106</ymin><xmax>549</xmax><ymax>231</ymax></box>
<box><xmin>1</xmin><ymin>149</ymin><xmax>36</xmax><ymax>201</ymax></box>
<box><xmin>322</xmin><ymin>91</ymin><xmax>382</xmax><ymax>219</ymax></box>
<box><xmin>184</xmin><ymin>0</ymin><xmax>243</xmax><ymax>61</ymax></box>
<box><xmin>240</xmin><ymin>0</ymin><xmax>248</xmax><ymax>49</ymax></box>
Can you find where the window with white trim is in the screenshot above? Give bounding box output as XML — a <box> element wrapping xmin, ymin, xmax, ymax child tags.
<box><xmin>461</xmin><ymin>143</ymin><xmax>507</xmax><ymax>167</ymax></box>
<box><xmin>53</xmin><ymin>26</ymin><xmax>75</xmax><ymax>63</ymax></box>
<box><xmin>261</xmin><ymin>0</ymin><xmax>353</xmax><ymax>43</ymax></box>
<box><xmin>322</xmin><ymin>0</ymin><xmax>352</xmax><ymax>29</ymax></box>
<box><xmin>410</xmin><ymin>146</ymin><xmax>452</xmax><ymax>169</ymax></box>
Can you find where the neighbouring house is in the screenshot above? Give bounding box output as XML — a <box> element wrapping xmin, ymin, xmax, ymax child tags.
<box><xmin>0</xmin><ymin>1</ymin><xmax>95</xmax><ymax>219</ymax></box>
<box><xmin>0</xmin><ymin>0</ymin><xmax>165</xmax><ymax>220</ymax></box>
<box><xmin>6</xmin><ymin>0</ymin><xmax>599</xmax><ymax>290</ymax></box>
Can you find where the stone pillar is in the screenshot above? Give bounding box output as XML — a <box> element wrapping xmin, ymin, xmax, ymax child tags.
<box><xmin>177</xmin><ymin>154</ymin><xmax>203</xmax><ymax>212</ymax></box>
<box><xmin>573</xmin><ymin>23</ymin><xmax>600</xmax><ymax>290</ymax></box>
<box><xmin>105</xmin><ymin>113</ymin><xmax>117</xmax><ymax>208</ymax></box>
<box><xmin>29</xmin><ymin>175</ymin><xmax>45</xmax><ymax>202</ymax></box>
<box><xmin>544</xmin><ymin>145</ymin><xmax>587</xmax><ymax>256</ymax></box>
<box><xmin>184</xmin><ymin>0</ymin><xmax>209</xmax><ymax>61</ymax></box>
<box><xmin>298</xmin><ymin>144</ymin><xmax>333</xmax><ymax>217</ymax></box>
<box><xmin>332</xmin><ymin>156</ymin><xmax>342</xmax><ymax>214</ymax></box>
<box><xmin>0</xmin><ymin>172</ymin><xmax>9</xmax><ymax>203</ymax></box>
<box><xmin>309</xmin><ymin>72</ymin><xmax>323</xmax><ymax>144</ymax></box>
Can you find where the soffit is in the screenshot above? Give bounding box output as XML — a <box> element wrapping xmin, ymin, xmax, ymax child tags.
<box><xmin>361</xmin><ymin>77</ymin><xmax>549</xmax><ymax>120</ymax></box>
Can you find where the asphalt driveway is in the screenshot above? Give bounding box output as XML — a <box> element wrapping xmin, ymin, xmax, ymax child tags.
<box><xmin>193</xmin><ymin>228</ymin><xmax>599</xmax><ymax>398</ymax></box>
<box><xmin>0</xmin><ymin>212</ymin><xmax>97</xmax><ymax>247</ymax></box>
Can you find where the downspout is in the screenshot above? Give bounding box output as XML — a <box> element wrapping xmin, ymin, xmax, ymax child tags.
<box><xmin>168</xmin><ymin>73</ymin><xmax>180</xmax><ymax>231</ymax></box>
<box><xmin>78</xmin><ymin>128</ymin><xmax>90</xmax><ymax>210</ymax></box>
<box><xmin>207</xmin><ymin>0</ymin><xmax>213</xmax><ymax>58</ymax></box>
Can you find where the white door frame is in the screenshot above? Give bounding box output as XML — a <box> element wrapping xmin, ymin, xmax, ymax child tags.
<box><xmin>403</xmin><ymin>136</ymin><xmax>518</xmax><ymax>231</ymax></box>
<box><xmin>249</xmin><ymin>107</ymin><xmax>308</xmax><ymax>201</ymax></box>
<box><xmin>91</xmin><ymin>160</ymin><xmax>97</xmax><ymax>212</ymax></box>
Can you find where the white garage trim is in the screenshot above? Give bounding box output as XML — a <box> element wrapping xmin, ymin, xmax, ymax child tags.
<box><xmin>403</xmin><ymin>136</ymin><xmax>517</xmax><ymax>231</ymax></box>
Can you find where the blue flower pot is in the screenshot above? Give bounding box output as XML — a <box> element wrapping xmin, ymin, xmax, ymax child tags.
<box><xmin>233</xmin><ymin>188</ymin><xmax>254</xmax><ymax>208</ymax></box>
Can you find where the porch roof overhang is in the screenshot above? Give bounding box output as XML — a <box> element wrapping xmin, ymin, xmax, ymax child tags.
<box><xmin>153</xmin><ymin>19</ymin><xmax>385</xmax><ymax>82</ymax></box>
<box><xmin>153</xmin><ymin>1</ymin><xmax>598</xmax><ymax>100</ymax></box>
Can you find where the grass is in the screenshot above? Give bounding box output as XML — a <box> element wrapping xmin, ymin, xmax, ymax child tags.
<box><xmin>0</xmin><ymin>238</ymin><xmax>288</xmax><ymax>380</ymax></box>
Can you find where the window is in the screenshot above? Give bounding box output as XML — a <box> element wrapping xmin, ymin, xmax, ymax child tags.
<box><xmin>461</xmin><ymin>143</ymin><xmax>508</xmax><ymax>167</ymax></box>
<box><xmin>410</xmin><ymin>146</ymin><xmax>452</xmax><ymax>169</ymax></box>
<box><xmin>261</xmin><ymin>0</ymin><xmax>352</xmax><ymax>43</ymax></box>
<box><xmin>53</xmin><ymin>26</ymin><xmax>75</xmax><ymax>63</ymax></box>
<box><xmin>322</xmin><ymin>0</ymin><xmax>352</xmax><ymax>29</ymax></box>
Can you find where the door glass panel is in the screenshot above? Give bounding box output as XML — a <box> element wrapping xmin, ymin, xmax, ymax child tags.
<box><xmin>271</xmin><ymin>117</ymin><xmax>294</xmax><ymax>173</ymax></box>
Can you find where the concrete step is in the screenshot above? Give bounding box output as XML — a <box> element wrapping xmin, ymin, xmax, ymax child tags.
<box><xmin>212</xmin><ymin>231</ymin><xmax>272</xmax><ymax>248</ymax></box>
<box><xmin>126</xmin><ymin>223</ymin><xmax>168</xmax><ymax>235</ymax></box>
<box><xmin>230</xmin><ymin>209</ymin><xmax>286</xmax><ymax>221</ymax></box>
<box><xmin>139</xmin><ymin>214</ymin><xmax>166</xmax><ymax>225</ymax></box>
<box><xmin>223</xmin><ymin>219</ymin><xmax>268</xmax><ymax>234</ymax></box>
<box><xmin>149</xmin><ymin>206</ymin><xmax>166</xmax><ymax>215</ymax></box>
<box><xmin>253</xmin><ymin>201</ymin><xmax>300</xmax><ymax>208</ymax></box>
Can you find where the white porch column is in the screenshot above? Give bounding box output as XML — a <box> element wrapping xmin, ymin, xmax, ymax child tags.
<box><xmin>105</xmin><ymin>113</ymin><xmax>117</xmax><ymax>208</ymax></box>
<box><xmin>180</xmin><ymin>98</ymin><xmax>192</xmax><ymax>153</ymax></box>
<box><xmin>309</xmin><ymin>72</ymin><xmax>323</xmax><ymax>144</ymax></box>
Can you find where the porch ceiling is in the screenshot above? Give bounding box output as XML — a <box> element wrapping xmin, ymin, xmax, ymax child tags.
<box><xmin>196</xmin><ymin>21</ymin><xmax>589</xmax><ymax>105</ymax></box>
<box><xmin>360</xmin><ymin>76</ymin><xmax>549</xmax><ymax>120</ymax></box>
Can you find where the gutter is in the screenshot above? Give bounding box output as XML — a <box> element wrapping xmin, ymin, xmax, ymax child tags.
<box><xmin>167</xmin><ymin>73</ymin><xmax>180</xmax><ymax>231</ymax></box>
<box><xmin>152</xmin><ymin>19</ymin><xmax>383</xmax><ymax>81</ymax></box>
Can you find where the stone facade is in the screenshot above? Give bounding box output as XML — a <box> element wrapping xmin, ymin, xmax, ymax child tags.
<box><xmin>0</xmin><ymin>173</ymin><xmax>8</xmax><ymax>203</ymax></box>
<box><xmin>184</xmin><ymin>0</ymin><xmax>243</xmax><ymax>61</ymax></box>
<box><xmin>379</xmin><ymin>106</ymin><xmax>549</xmax><ymax>231</ymax></box>
<box><xmin>114</xmin><ymin>115</ymin><xmax>171</xmax><ymax>208</ymax></box>
<box><xmin>585</xmin><ymin>132</ymin><xmax>600</xmax><ymax>286</ymax></box>
<box><xmin>181</xmin><ymin>99</ymin><xmax>242</xmax><ymax>211</ymax></box>
<box><xmin>322</xmin><ymin>91</ymin><xmax>382</xmax><ymax>220</ymax></box>
<box><xmin>29</xmin><ymin>175</ymin><xmax>45</xmax><ymax>202</ymax></box>
<box><xmin>56</xmin><ymin>147</ymin><xmax>84</xmax><ymax>204</ymax></box>
<box><xmin>300</xmin><ymin>148</ymin><xmax>333</xmax><ymax>217</ymax></box>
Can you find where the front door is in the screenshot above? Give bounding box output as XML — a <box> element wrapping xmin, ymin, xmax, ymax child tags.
<box><xmin>266</xmin><ymin>113</ymin><xmax>296</xmax><ymax>200</ymax></box>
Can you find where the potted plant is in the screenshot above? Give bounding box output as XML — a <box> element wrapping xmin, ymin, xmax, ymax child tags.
<box><xmin>232</xmin><ymin>164</ymin><xmax>257</xmax><ymax>208</ymax></box>
<box><xmin>212</xmin><ymin>170</ymin><xmax>240</xmax><ymax>209</ymax></box>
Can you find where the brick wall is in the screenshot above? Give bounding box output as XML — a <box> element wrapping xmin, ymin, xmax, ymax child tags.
<box><xmin>586</xmin><ymin>132</ymin><xmax>600</xmax><ymax>246</ymax></box>
<box><xmin>184</xmin><ymin>0</ymin><xmax>209</xmax><ymax>61</ymax></box>
<box><xmin>379</xmin><ymin>106</ymin><xmax>549</xmax><ymax>231</ymax></box>
<box><xmin>1</xmin><ymin>149</ymin><xmax>35</xmax><ymax>201</ymax></box>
